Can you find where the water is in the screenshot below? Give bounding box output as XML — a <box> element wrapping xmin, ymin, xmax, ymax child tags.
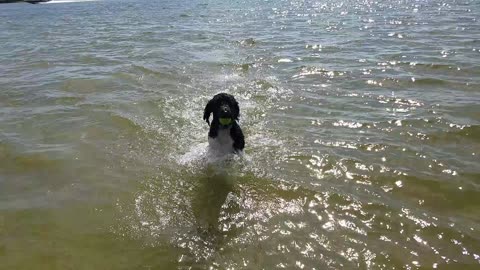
<box><xmin>1</xmin><ymin>0</ymin><xmax>479</xmax><ymax>268</ymax></box>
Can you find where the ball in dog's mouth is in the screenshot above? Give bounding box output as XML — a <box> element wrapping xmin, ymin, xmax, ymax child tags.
<box><xmin>219</xmin><ymin>117</ymin><xmax>232</xmax><ymax>126</ymax></box>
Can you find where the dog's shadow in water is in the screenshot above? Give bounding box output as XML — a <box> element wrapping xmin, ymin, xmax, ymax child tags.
<box><xmin>191</xmin><ymin>167</ymin><xmax>239</xmax><ymax>247</ymax></box>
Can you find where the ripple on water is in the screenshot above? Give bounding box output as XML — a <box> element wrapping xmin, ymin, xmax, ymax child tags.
<box><xmin>1</xmin><ymin>0</ymin><xmax>480</xmax><ymax>268</ymax></box>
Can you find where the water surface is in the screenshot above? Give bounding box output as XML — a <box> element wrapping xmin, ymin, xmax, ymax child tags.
<box><xmin>1</xmin><ymin>0</ymin><xmax>479</xmax><ymax>269</ymax></box>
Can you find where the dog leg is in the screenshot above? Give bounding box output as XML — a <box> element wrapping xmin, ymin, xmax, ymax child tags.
<box><xmin>230</xmin><ymin>122</ymin><xmax>245</xmax><ymax>152</ymax></box>
<box><xmin>208</xmin><ymin>121</ymin><xmax>219</xmax><ymax>138</ymax></box>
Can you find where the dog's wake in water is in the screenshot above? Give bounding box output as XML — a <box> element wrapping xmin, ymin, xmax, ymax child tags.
<box><xmin>177</xmin><ymin>141</ymin><xmax>247</xmax><ymax>168</ymax></box>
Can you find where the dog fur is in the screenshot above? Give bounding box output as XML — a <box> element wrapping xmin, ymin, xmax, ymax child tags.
<box><xmin>203</xmin><ymin>93</ymin><xmax>245</xmax><ymax>154</ymax></box>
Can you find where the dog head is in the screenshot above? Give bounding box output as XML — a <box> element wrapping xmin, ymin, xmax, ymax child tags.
<box><xmin>203</xmin><ymin>93</ymin><xmax>240</xmax><ymax>126</ymax></box>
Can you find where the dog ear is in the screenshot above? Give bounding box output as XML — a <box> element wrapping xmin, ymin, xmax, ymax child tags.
<box><xmin>229</xmin><ymin>96</ymin><xmax>240</xmax><ymax>120</ymax></box>
<box><xmin>203</xmin><ymin>99</ymin><xmax>214</xmax><ymax>126</ymax></box>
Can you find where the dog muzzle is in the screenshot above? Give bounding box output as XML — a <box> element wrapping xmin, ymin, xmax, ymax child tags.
<box><xmin>219</xmin><ymin>117</ymin><xmax>233</xmax><ymax>126</ymax></box>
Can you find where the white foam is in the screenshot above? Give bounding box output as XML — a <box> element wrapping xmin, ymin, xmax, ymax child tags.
<box><xmin>177</xmin><ymin>139</ymin><xmax>248</xmax><ymax>168</ymax></box>
<box><xmin>278</xmin><ymin>58</ymin><xmax>293</xmax><ymax>63</ymax></box>
<box><xmin>177</xmin><ymin>142</ymin><xmax>208</xmax><ymax>165</ymax></box>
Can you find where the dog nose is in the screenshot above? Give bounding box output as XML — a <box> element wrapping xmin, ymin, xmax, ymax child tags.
<box><xmin>221</xmin><ymin>105</ymin><xmax>231</xmax><ymax>114</ymax></box>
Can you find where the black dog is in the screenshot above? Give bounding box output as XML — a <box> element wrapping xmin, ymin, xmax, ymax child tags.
<box><xmin>203</xmin><ymin>93</ymin><xmax>244</xmax><ymax>154</ymax></box>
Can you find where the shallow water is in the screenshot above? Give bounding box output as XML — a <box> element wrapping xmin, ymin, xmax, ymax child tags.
<box><xmin>1</xmin><ymin>0</ymin><xmax>479</xmax><ymax>269</ymax></box>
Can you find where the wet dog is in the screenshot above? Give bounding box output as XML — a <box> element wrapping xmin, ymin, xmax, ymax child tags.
<box><xmin>203</xmin><ymin>93</ymin><xmax>244</xmax><ymax>155</ymax></box>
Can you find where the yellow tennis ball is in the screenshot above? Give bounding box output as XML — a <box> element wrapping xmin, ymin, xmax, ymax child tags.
<box><xmin>219</xmin><ymin>118</ymin><xmax>232</xmax><ymax>125</ymax></box>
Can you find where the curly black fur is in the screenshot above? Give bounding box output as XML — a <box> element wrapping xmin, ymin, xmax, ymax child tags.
<box><xmin>203</xmin><ymin>93</ymin><xmax>244</xmax><ymax>153</ymax></box>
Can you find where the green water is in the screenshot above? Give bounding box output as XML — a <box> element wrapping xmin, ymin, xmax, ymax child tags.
<box><xmin>1</xmin><ymin>0</ymin><xmax>479</xmax><ymax>269</ymax></box>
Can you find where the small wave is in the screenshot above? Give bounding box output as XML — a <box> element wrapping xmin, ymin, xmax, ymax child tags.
<box><xmin>292</xmin><ymin>66</ymin><xmax>346</xmax><ymax>79</ymax></box>
<box><xmin>129</xmin><ymin>64</ymin><xmax>177</xmax><ymax>79</ymax></box>
<box><xmin>239</xmin><ymin>38</ymin><xmax>256</xmax><ymax>46</ymax></box>
<box><xmin>429</xmin><ymin>125</ymin><xmax>480</xmax><ymax>143</ymax></box>
<box><xmin>402</xmin><ymin>61</ymin><xmax>457</xmax><ymax>70</ymax></box>
<box><xmin>253</xmin><ymin>79</ymin><xmax>276</xmax><ymax>90</ymax></box>
<box><xmin>0</xmin><ymin>142</ymin><xmax>63</xmax><ymax>173</ymax></box>
<box><xmin>45</xmin><ymin>0</ymin><xmax>98</xmax><ymax>4</ymax></box>
<box><xmin>109</xmin><ymin>114</ymin><xmax>144</xmax><ymax>135</ymax></box>
<box><xmin>78</xmin><ymin>55</ymin><xmax>121</xmax><ymax>66</ymax></box>
<box><xmin>61</xmin><ymin>78</ymin><xmax>112</xmax><ymax>93</ymax></box>
<box><xmin>410</xmin><ymin>77</ymin><xmax>450</xmax><ymax>86</ymax></box>
<box><xmin>235</xmin><ymin>62</ymin><xmax>255</xmax><ymax>73</ymax></box>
